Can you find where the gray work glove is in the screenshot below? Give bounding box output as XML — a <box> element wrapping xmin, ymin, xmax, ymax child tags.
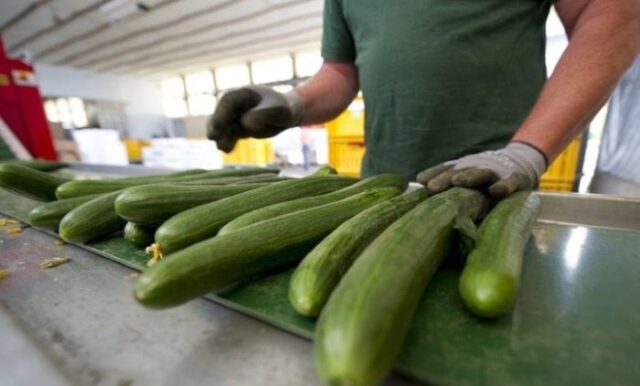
<box><xmin>417</xmin><ymin>142</ymin><xmax>548</xmax><ymax>198</ymax></box>
<box><xmin>207</xmin><ymin>85</ymin><xmax>304</xmax><ymax>152</ymax></box>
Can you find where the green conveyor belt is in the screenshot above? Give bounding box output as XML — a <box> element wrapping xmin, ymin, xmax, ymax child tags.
<box><xmin>1</xmin><ymin>188</ymin><xmax>639</xmax><ymax>385</ymax></box>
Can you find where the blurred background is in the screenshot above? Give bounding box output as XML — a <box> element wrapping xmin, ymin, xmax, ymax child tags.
<box><xmin>0</xmin><ymin>0</ymin><xmax>637</xmax><ymax>193</ymax></box>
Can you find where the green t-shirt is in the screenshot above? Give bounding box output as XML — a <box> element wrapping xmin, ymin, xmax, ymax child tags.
<box><xmin>322</xmin><ymin>0</ymin><xmax>553</xmax><ymax>180</ymax></box>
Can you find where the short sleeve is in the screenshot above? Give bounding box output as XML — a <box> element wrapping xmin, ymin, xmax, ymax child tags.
<box><xmin>321</xmin><ymin>0</ymin><xmax>356</xmax><ymax>62</ymax></box>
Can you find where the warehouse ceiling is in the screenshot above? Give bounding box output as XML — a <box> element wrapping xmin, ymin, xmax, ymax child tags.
<box><xmin>0</xmin><ymin>0</ymin><xmax>323</xmax><ymax>78</ymax></box>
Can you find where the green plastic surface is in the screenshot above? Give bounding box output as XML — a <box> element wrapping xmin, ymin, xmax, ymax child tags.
<box><xmin>2</xmin><ymin>188</ymin><xmax>639</xmax><ymax>385</ymax></box>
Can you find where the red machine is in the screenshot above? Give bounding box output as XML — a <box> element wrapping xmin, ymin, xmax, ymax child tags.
<box><xmin>0</xmin><ymin>34</ymin><xmax>56</xmax><ymax>160</ymax></box>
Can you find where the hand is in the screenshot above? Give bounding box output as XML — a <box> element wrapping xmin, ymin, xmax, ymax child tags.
<box><xmin>207</xmin><ymin>85</ymin><xmax>304</xmax><ymax>152</ymax></box>
<box><xmin>417</xmin><ymin>142</ymin><xmax>548</xmax><ymax>198</ymax></box>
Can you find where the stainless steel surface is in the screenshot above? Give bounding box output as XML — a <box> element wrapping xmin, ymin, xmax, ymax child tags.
<box><xmin>0</xmin><ymin>226</ymin><xmax>418</xmax><ymax>386</ymax></box>
<box><xmin>537</xmin><ymin>192</ymin><xmax>640</xmax><ymax>231</ymax></box>
<box><xmin>0</xmin><ymin>307</ymin><xmax>71</xmax><ymax>386</ymax></box>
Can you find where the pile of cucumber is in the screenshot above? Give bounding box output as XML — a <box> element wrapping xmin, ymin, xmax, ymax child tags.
<box><xmin>0</xmin><ymin>162</ymin><xmax>540</xmax><ymax>386</ymax></box>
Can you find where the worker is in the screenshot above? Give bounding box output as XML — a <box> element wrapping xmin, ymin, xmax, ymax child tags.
<box><xmin>589</xmin><ymin>56</ymin><xmax>640</xmax><ymax>196</ymax></box>
<box><xmin>208</xmin><ymin>0</ymin><xmax>639</xmax><ymax>198</ymax></box>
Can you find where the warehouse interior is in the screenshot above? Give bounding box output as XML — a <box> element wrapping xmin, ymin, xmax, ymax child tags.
<box><xmin>1</xmin><ymin>1</ymin><xmax>639</xmax><ymax>386</ymax></box>
<box><xmin>2</xmin><ymin>0</ymin><xmax>628</xmax><ymax>191</ymax></box>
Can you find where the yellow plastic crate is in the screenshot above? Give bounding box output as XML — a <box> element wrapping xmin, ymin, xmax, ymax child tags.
<box><xmin>328</xmin><ymin>136</ymin><xmax>365</xmax><ymax>177</ymax></box>
<box><xmin>123</xmin><ymin>139</ymin><xmax>151</xmax><ymax>162</ymax></box>
<box><xmin>326</xmin><ymin>97</ymin><xmax>365</xmax><ymax>138</ymax></box>
<box><xmin>539</xmin><ymin>136</ymin><xmax>582</xmax><ymax>192</ymax></box>
<box><xmin>222</xmin><ymin>138</ymin><xmax>274</xmax><ymax>166</ymax></box>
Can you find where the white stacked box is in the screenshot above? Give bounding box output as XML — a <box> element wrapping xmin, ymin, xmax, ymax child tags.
<box><xmin>142</xmin><ymin>138</ymin><xmax>223</xmax><ymax>170</ymax></box>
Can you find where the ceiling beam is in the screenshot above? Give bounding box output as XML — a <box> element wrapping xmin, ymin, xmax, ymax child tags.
<box><xmin>0</xmin><ymin>0</ymin><xmax>52</xmax><ymax>33</ymax></box>
<box><xmin>34</xmin><ymin>0</ymin><xmax>182</xmax><ymax>61</ymax></box>
<box><xmin>91</xmin><ymin>11</ymin><xmax>322</xmax><ymax>72</ymax></box>
<box><xmin>66</xmin><ymin>0</ymin><xmax>317</xmax><ymax>68</ymax></box>
<box><xmin>130</xmin><ymin>24</ymin><xmax>322</xmax><ymax>76</ymax></box>
<box><xmin>139</xmin><ymin>35</ymin><xmax>321</xmax><ymax>78</ymax></box>
<box><xmin>55</xmin><ymin>0</ymin><xmax>241</xmax><ymax>66</ymax></box>
<box><xmin>8</xmin><ymin>0</ymin><xmax>113</xmax><ymax>53</ymax></box>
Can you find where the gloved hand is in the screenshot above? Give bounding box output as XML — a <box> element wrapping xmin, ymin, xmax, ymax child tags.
<box><xmin>207</xmin><ymin>85</ymin><xmax>304</xmax><ymax>152</ymax></box>
<box><xmin>417</xmin><ymin>142</ymin><xmax>548</xmax><ymax>198</ymax></box>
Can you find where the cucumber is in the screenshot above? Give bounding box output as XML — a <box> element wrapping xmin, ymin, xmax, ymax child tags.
<box><xmin>59</xmin><ymin>191</ymin><xmax>126</xmax><ymax>243</ymax></box>
<box><xmin>55</xmin><ymin>168</ymin><xmax>279</xmax><ymax>198</ymax></box>
<box><xmin>2</xmin><ymin>159</ymin><xmax>69</xmax><ymax>172</ymax></box>
<box><xmin>155</xmin><ymin>176</ymin><xmax>359</xmax><ymax>255</ymax></box>
<box><xmin>124</xmin><ymin>222</ymin><xmax>155</xmax><ymax>248</ymax></box>
<box><xmin>112</xmin><ymin>168</ymin><xmax>207</xmax><ymax>182</ymax></box>
<box><xmin>115</xmin><ymin>183</ymin><xmax>269</xmax><ymax>226</ymax></box>
<box><xmin>314</xmin><ymin>188</ymin><xmax>487</xmax><ymax>386</ymax></box>
<box><xmin>228</xmin><ymin>175</ymin><xmax>290</xmax><ymax>184</ymax></box>
<box><xmin>28</xmin><ymin>194</ymin><xmax>101</xmax><ymax>230</ymax></box>
<box><xmin>289</xmin><ymin>188</ymin><xmax>430</xmax><ymax>317</ymax></box>
<box><xmin>0</xmin><ymin>163</ymin><xmax>70</xmax><ymax>201</ymax></box>
<box><xmin>459</xmin><ymin>191</ymin><xmax>540</xmax><ymax>318</ymax></box>
<box><xmin>312</xmin><ymin>165</ymin><xmax>338</xmax><ymax>176</ymax></box>
<box><xmin>135</xmin><ymin>188</ymin><xmax>401</xmax><ymax>309</ymax></box>
<box><xmin>218</xmin><ymin>174</ymin><xmax>408</xmax><ymax>235</ymax></box>
<box><xmin>179</xmin><ymin>174</ymin><xmax>288</xmax><ymax>186</ymax></box>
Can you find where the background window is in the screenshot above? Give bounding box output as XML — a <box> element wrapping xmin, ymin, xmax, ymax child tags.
<box><xmin>69</xmin><ymin>97</ymin><xmax>89</xmax><ymax>127</ymax></box>
<box><xmin>251</xmin><ymin>56</ymin><xmax>294</xmax><ymax>84</ymax></box>
<box><xmin>215</xmin><ymin>64</ymin><xmax>251</xmax><ymax>91</ymax></box>
<box><xmin>295</xmin><ymin>51</ymin><xmax>322</xmax><ymax>78</ymax></box>
<box><xmin>161</xmin><ymin>77</ymin><xmax>188</xmax><ymax>118</ymax></box>
<box><xmin>185</xmin><ymin>71</ymin><xmax>216</xmax><ymax>116</ymax></box>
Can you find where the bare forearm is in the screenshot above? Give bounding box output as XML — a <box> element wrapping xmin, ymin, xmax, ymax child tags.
<box><xmin>513</xmin><ymin>0</ymin><xmax>640</xmax><ymax>161</ymax></box>
<box><xmin>295</xmin><ymin>61</ymin><xmax>359</xmax><ymax>125</ymax></box>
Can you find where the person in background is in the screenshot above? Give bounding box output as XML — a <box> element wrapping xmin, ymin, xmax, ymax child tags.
<box><xmin>589</xmin><ymin>57</ymin><xmax>640</xmax><ymax>196</ymax></box>
<box><xmin>301</xmin><ymin>129</ymin><xmax>313</xmax><ymax>171</ymax></box>
<box><xmin>208</xmin><ymin>0</ymin><xmax>640</xmax><ymax>198</ymax></box>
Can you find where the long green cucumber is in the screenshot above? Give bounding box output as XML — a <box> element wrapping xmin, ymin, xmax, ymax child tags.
<box><xmin>0</xmin><ymin>163</ymin><xmax>70</xmax><ymax>201</ymax></box>
<box><xmin>459</xmin><ymin>191</ymin><xmax>540</xmax><ymax>318</ymax></box>
<box><xmin>28</xmin><ymin>194</ymin><xmax>101</xmax><ymax>230</ymax></box>
<box><xmin>155</xmin><ymin>176</ymin><xmax>359</xmax><ymax>255</ymax></box>
<box><xmin>289</xmin><ymin>188</ymin><xmax>431</xmax><ymax>317</ymax></box>
<box><xmin>55</xmin><ymin>168</ymin><xmax>279</xmax><ymax>198</ymax></box>
<box><xmin>124</xmin><ymin>222</ymin><xmax>156</xmax><ymax>248</ymax></box>
<box><xmin>312</xmin><ymin>165</ymin><xmax>338</xmax><ymax>176</ymax></box>
<box><xmin>314</xmin><ymin>188</ymin><xmax>487</xmax><ymax>386</ymax></box>
<box><xmin>59</xmin><ymin>191</ymin><xmax>126</xmax><ymax>243</ymax></box>
<box><xmin>179</xmin><ymin>174</ymin><xmax>288</xmax><ymax>186</ymax></box>
<box><xmin>135</xmin><ymin>188</ymin><xmax>401</xmax><ymax>309</ymax></box>
<box><xmin>115</xmin><ymin>183</ymin><xmax>269</xmax><ymax>226</ymax></box>
<box><xmin>112</xmin><ymin>168</ymin><xmax>207</xmax><ymax>182</ymax></box>
<box><xmin>218</xmin><ymin>174</ymin><xmax>408</xmax><ymax>235</ymax></box>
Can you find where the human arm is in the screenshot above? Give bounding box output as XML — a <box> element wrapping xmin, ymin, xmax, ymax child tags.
<box><xmin>207</xmin><ymin>61</ymin><xmax>358</xmax><ymax>152</ymax></box>
<box><xmin>418</xmin><ymin>0</ymin><xmax>640</xmax><ymax>197</ymax></box>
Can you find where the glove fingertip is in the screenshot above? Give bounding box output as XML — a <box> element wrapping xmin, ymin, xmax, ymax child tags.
<box><xmin>488</xmin><ymin>183</ymin><xmax>514</xmax><ymax>198</ymax></box>
<box><xmin>451</xmin><ymin>174</ymin><xmax>470</xmax><ymax>187</ymax></box>
<box><xmin>216</xmin><ymin>136</ymin><xmax>238</xmax><ymax>153</ymax></box>
<box><xmin>426</xmin><ymin>180</ymin><xmax>446</xmax><ymax>193</ymax></box>
<box><xmin>416</xmin><ymin>163</ymin><xmax>450</xmax><ymax>184</ymax></box>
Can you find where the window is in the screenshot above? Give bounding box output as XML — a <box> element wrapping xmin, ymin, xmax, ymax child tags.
<box><xmin>161</xmin><ymin>77</ymin><xmax>188</xmax><ymax>118</ymax></box>
<box><xmin>185</xmin><ymin>71</ymin><xmax>215</xmax><ymax>95</ymax></box>
<box><xmin>44</xmin><ymin>100</ymin><xmax>59</xmax><ymax>123</ymax></box>
<box><xmin>55</xmin><ymin>98</ymin><xmax>73</xmax><ymax>129</ymax></box>
<box><xmin>215</xmin><ymin>64</ymin><xmax>250</xmax><ymax>90</ymax></box>
<box><xmin>185</xmin><ymin>71</ymin><xmax>216</xmax><ymax>116</ymax></box>
<box><xmin>68</xmin><ymin>97</ymin><xmax>88</xmax><ymax>127</ymax></box>
<box><xmin>251</xmin><ymin>56</ymin><xmax>294</xmax><ymax>84</ymax></box>
<box><xmin>44</xmin><ymin>97</ymin><xmax>93</xmax><ymax>129</ymax></box>
<box><xmin>295</xmin><ymin>51</ymin><xmax>322</xmax><ymax>78</ymax></box>
<box><xmin>272</xmin><ymin>84</ymin><xmax>294</xmax><ymax>93</ymax></box>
